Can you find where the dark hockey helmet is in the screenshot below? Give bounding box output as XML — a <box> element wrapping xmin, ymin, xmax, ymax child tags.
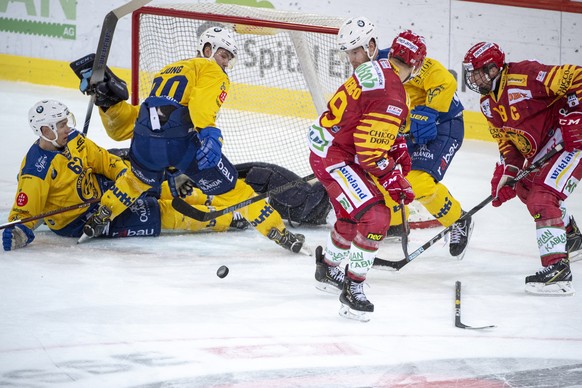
<box><xmin>463</xmin><ymin>42</ymin><xmax>505</xmax><ymax>95</ymax></box>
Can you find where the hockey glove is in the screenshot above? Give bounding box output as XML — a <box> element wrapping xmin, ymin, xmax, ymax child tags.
<box><xmin>389</xmin><ymin>135</ymin><xmax>411</xmax><ymax>176</ymax></box>
<box><xmin>410</xmin><ymin>105</ymin><xmax>439</xmax><ymax>145</ymax></box>
<box><xmin>559</xmin><ymin>110</ymin><xmax>582</xmax><ymax>152</ymax></box>
<box><xmin>83</xmin><ymin>205</ymin><xmax>112</xmax><ymax>238</ymax></box>
<box><xmin>490</xmin><ymin>162</ymin><xmax>519</xmax><ymax>207</ymax></box>
<box><xmin>2</xmin><ymin>224</ymin><xmax>35</xmax><ymax>251</ymax></box>
<box><xmin>378</xmin><ymin>169</ymin><xmax>415</xmax><ymax>205</ymax></box>
<box><xmin>167</xmin><ymin>169</ymin><xmax>195</xmax><ymax>198</ymax></box>
<box><xmin>196</xmin><ymin>126</ymin><xmax>223</xmax><ymax>170</ymax></box>
<box><xmin>70</xmin><ymin>54</ymin><xmax>129</xmax><ymax>109</ymax></box>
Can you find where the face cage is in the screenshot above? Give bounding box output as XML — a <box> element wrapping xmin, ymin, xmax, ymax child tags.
<box><xmin>464</xmin><ymin>65</ymin><xmax>493</xmax><ymax>95</ymax></box>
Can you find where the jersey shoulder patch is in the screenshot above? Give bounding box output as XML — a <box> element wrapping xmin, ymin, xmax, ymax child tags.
<box><xmin>353</xmin><ymin>61</ymin><xmax>386</xmax><ymax>92</ymax></box>
<box><xmin>21</xmin><ymin>143</ymin><xmax>57</xmax><ymax>180</ymax></box>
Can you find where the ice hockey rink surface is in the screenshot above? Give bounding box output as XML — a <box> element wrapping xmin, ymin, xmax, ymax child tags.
<box><xmin>1</xmin><ymin>81</ymin><xmax>582</xmax><ymax>387</ymax></box>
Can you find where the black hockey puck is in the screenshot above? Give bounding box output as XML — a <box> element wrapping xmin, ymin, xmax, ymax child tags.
<box><xmin>217</xmin><ymin>265</ymin><xmax>229</xmax><ymax>278</ymax></box>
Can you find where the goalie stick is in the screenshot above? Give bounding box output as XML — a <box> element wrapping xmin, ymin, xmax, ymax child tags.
<box><xmin>455</xmin><ymin>281</ymin><xmax>495</xmax><ymax>330</ymax></box>
<box><xmin>0</xmin><ymin>198</ymin><xmax>100</xmax><ymax>230</ymax></box>
<box><xmin>373</xmin><ymin>142</ymin><xmax>565</xmax><ymax>271</ymax></box>
<box><xmin>81</xmin><ymin>0</ymin><xmax>152</xmax><ymax>135</ymax></box>
<box><xmin>172</xmin><ymin>173</ymin><xmax>317</xmax><ymax>222</ymax></box>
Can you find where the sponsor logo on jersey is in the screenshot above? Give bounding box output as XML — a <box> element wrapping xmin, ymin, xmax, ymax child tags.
<box><xmin>412</xmin><ymin>145</ymin><xmax>435</xmax><ymax>160</ymax></box>
<box><xmin>111</xmin><ymin>185</ymin><xmax>136</xmax><ymax>207</ymax></box>
<box><xmin>354</xmin><ymin>61</ymin><xmax>384</xmax><ymax>92</ymax></box>
<box><xmin>506</xmin><ymin>74</ymin><xmax>527</xmax><ymax>86</ymax></box>
<box><xmin>111</xmin><ymin>228</ymin><xmax>156</xmax><ymax>238</ymax></box>
<box><xmin>218</xmin><ymin>90</ymin><xmax>227</xmax><ymax>103</ymax></box>
<box><xmin>132</xmin><ymin>168</ymin><xmax>156</xmax><ymax>185</ymax></box>
<box><xmin>536</xmin><ymin>71</ymin><xmax>547</xmax><ymax>82</ymax></box>
<box><xmin>129</xmin><ymin>198</ymin><xmax>150</xmax><ymax>223</ymax></box>
<box><xmin>76</xmin><ymin>136</ymin><xmax>85</xmax><ymax>151</ymax></box>
<box><xmin>197</xmin><ymin>178</ymin><xmax>223</xmax><ymax>191</ymax></box>
<box><xmin>35</xmin><ymin>155</ymin><xmax>48</xmax><ymax>173</ymax></box>
<box><xmin>16</xmin><ymin>192</ymin><xmax>28</xmax><ymax>207</ymax></box>
<box><xmin>336</xmin><ymin>192</ymin><xmax>354</xmax><ymax>213</ymax></box>
<box><xmin>250</xmin><ymin>205</ymin><xmax>274</xmax><ymax>227</ymax></box>
<box><xmin>437</xmin><ymin>141</ymin><xmax>460</xmax><ymax>176</ymax></box>
<box><xmin>481</xmin><ymin>99</ymin><xmax>493</xmax><ymax>118</ymax></box>
<box><xmin>567</xmin><ymin>93</ymin><xmax>580</xmax><ymax>108</ymax></box>
<box><xmin>386</xmin><ymin>105</ymin><xmax>403</xmax><ymax>116</ymax></box>
<box><xmin>558</xmin><ymin>69</ymin><xmax>574</xmax><ymax>96</ymax></box>
<box><xmin>366</xmin><ymin>232</ymin><xmax>383</xmax><ymax>241</ymax></box>
<box><xmin>217</xmin><ymin>159</ymin><xmax>234</xmax><ymax>183</ymax></box>
<box><xmin>507</xmin><ymin>88</ymin><xmax>533</xmax><ymax>105</ymax></box>
<box><xmin>338</xmin><ymin>166</ymin><xmax>369</xmax><ymax>201</ymax></box>
<box><xmin>379</xmin><ymin>58</ymin><xmax>391</xmax><ymax>69</ymax></box>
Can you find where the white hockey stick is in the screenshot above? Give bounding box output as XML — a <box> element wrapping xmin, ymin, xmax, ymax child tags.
<box><xmin>82</xmin><ymin>0</ymin><xmax>153</xmax><ymax>135</ymax></box>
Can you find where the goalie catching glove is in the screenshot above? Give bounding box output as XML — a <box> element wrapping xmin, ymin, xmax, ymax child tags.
<box><xmin>559</xmin><ymin>110</ymin><xmax>582</xmax><ymax>152</ymax></box>
<box><xmin>70</xmin><ymin>53</ymin><xmax>129</xmax><ymax>109</ymax></box>
<box><xmin>409</xmin><ymin>105</ymin><xmax>438</xmax><ymax>145</ymax></box>
<box><xmin>490</xmin><ymin>162</ymin><xmax>519</xmax><ymax>207</ymax></box>
<box><xmin>2</xmin><ymin>224</ymin><xmax>35</xmax><ymax>251</ymax></box>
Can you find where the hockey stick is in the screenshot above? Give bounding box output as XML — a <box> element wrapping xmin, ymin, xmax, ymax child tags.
<box><xmin>81</xmin><ymin>0</ymin><xmax>152</xmax><ymax>135</ymax></box>
<box><xmin>373</xmin><ymin>142</ymin><xmax>565</xmax><ymax>271</ymax></box>
<box><xmin>0</xmin><ymin>198</ymin><xmax>100</xmax><ymax>230</ymax></box>
<box><xmin>455</xmin><ymin>281</ymin><xmax>495</xmax><ymax>329</ymax></box>
<box><xmin>400</xmin><ymin>198</ymin><xmax>410</xmax><ymax>260</ymax></box>
<box><xmin>172</xmin><ymin>173</ymin><xmax>317</xmax><ymax>222</ymax></box>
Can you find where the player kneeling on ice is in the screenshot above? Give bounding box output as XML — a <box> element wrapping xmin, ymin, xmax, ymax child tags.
<box><xmin>2</xmin><ymin>100</ymin><xmax>250</xmax><ymax>252</ymax></box>
<box><xmin>463</xmin><ymin>42</ymin><xmax>582</xmax><ymax>296</ymax></box>
<box><xmin>71</xmin><ymin>27</ymin><xmax>305</xmax><ymax>254</ymax></box>
<box><xmin>308</xmin><ymin>17</ymin><xmax>414</xmax><ymax>321</ymax></box>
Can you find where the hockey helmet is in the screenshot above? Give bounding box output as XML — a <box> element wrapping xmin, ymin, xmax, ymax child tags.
<box><xmin>390</xmin><ymin>30</ymin><xmax>427</xmax><ymax>76</ymax></box>
<box><xmin>198</xmin><ymin>26</ymin><xmax>239</xmax><ymax>68</ymax></box>
<box><xmin>28</xmin><ymin>100</ymin><xmax>75</xmax><ymax>148</ymax></box>
<box><xmin>337</xmin><ymin>16</ymin><xmax>378</xmax><ymax>60</ymax></box>
<box><xmin>463</xmin><ymin>42</ymin><xmax>505</xmax><ymax>94</ymax></box>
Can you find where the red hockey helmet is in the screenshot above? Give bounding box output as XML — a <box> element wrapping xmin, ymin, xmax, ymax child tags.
<box><xmin>390</xmin><ymin>30</ymin><xmax>427</xmax><ymax>74</ymax></box>
<box><xmin>463</xmin><ymin>42</ymin><xmax>505</xmax><ymax>94</ymax></box>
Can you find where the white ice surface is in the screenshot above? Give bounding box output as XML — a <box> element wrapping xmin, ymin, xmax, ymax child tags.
<box><xmin>1</xmin><ymin>81</ymin><xmax>582</xmax><ymax>387</ymax></box>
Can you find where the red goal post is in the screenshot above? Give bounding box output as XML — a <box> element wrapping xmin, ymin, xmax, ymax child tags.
<box><xmin>130</xmin><ymin>3</ymin><xmax>439</xmax><ymax>229</ymax></box>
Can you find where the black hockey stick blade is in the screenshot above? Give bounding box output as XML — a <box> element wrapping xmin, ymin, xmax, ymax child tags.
<box><xmin>0</xmin><ymin>198</ymin><xmax>100</xmax><ymax>230</ymax></box>
<box><xmin>373</xmin><ymin>143</ymin><xmax>565</xmax><ymax>271</ymax></box>
<box><xmin>82</xmin><ymin>0</ymin><xmax>152</xmax><ymax>135</ymax></box>
<box><xmin>173</xmin><ymin>173</ymin><xmax>317</xmax><ymax>221</ymax></box>
<box><xmin>400</xmin><ymin>198</ymin><xmax>410</xmax><ymax>260</ymax></box>
<box><xmin>455</xmin><ymin>281</ymin><xmax>495</xmax><ymax>330</ymax></box>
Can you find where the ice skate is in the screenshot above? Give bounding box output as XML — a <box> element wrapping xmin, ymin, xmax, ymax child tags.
<box><xmin>525</xmin><ymin>258</ymin><xmax>574</xmax><ymax>296</ymax></box>
<box><xmin>385</xmin><ymin>224</ymin><xmax>408</xmax><ymax>243</ymax></box>
<box><xmin>314</xmin><ymin>246</ymin><xmax>345</xmax><ymax>294</ymax></box>
<box><xmin>268</xmin><ymin>227</ymin><xmax>306</xmax><ymax>254</ymax></box>
<box><xmin>449</xmin><ymin>211</ymin><xmax>474</xmax><ymax>259</ymax></box>
<box><xmin>566</xmin><ymin>216</ymin><xmax>582</xmax><ymax>256</ymax></box>
<box><xmin>339</xmin><ymin>266</ymin><xmax>373</xmax><ymax>322</ymax></box>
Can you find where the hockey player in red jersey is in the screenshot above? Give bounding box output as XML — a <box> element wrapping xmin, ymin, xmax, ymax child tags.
<box><xmin>463</xmin><ymin>42</ymin><xmax>582</xmax><ymax>295</ymax></box>
<box><xmin>308</xmin><ymin>17</ymin><xmax>414</xmax><ymax>321</ymax></box>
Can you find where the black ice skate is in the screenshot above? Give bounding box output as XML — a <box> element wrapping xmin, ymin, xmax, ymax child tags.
<box><xmin>315</xmin><ymin>246</ymin><xmax>345</xmax><ymax>294</ymax></box>
<box><xmin>525</xmin><ymin>258</ymin><xmax>574</xmax><ymax>296</ymax></box>
<box><xmin>339</xmin><ymin>266</ymin><xmax>373</xmax><ymax>322</ymax></box>
<box><xmin>385</xmin><ymin>224</ymin><xmax>409</xmax><ymax>242</ymax></box>
<box><xmin>566</xmin><ymin>216</ymin><xmax>582</xmax><ymax>255</ymax></box>
<box><xmin>449</xmin><ymin>211</ymin><xmax>474</xmax><ymax>259</ymax></box>
<box><xmin>229</xmin><ymin>212</ymin><xmax>250</xmax><ymax>230</ymax></box>
<box><xmin>268</xmin><ymin>227</ymin><xmax>305</xmax><ymax>254</ymax></box>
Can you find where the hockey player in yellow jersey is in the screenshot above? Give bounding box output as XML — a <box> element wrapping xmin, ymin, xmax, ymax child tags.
<box><xmin>379</xmin><ymin>30</ymin><xmax>474</xmax><ymax>259</ymax></box>
<box><xmin>74</xmin><ymin>27</ymin><xmax>305</xmax><ymax>253</ymax></box>
<box><xmin>2</xmin><ymin>100</ymin><xmax>249</xmax><ymax>252</ymax></box>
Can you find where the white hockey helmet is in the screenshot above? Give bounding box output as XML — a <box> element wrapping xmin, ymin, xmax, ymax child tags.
<box><xmin>198</xmin><ymin>26</ymin><xmax>239</xmax><ymax>68</ymax></box>
<box><xmin>337</xmin><ymin>16</ymin><xmax>378</xmax><ymax>59</ymax></box>
<box><xmin>28</xmin><ymin>100</ymin><xmax>75</xmax><ymax>147</ymax></box>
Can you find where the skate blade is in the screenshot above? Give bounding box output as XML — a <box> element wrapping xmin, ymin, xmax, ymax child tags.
<box><xmin>77</xmin><ymin>233</ymin><xmax>92</xmax><ymax>244</ymax></box>
<box><xmin>338</xmin><ymin>304</ymin><xmax>371</xmax><ymax>322</ymax></box>
<box><xmin>525</xmin><ymin>281</ymin><xmax>575</xmax><ymax>296</ymax></box>
<box><xmin>570</xmin><ymin>250</ymin><xmax>582</xmax><ymax>263</ymax></box>
<box><xmin>315</xmin><ymin>281</ymin><xmax>341</xmax><ymax>295</ymax></box>
<box><xmin>299</xmin><ymin>243</ymin><xmax>313</xmax><ymax>256</ymax></box>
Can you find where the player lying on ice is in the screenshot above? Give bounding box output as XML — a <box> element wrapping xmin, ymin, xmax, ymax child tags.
<box><xmin>463</xmin><ymin>42</ymin><xmax>582</xmax><ymax>295</ymax></box>
<box><xmin>2</xmin><ymin>99</ymin><xmax>250</xmax><ymax>252</ymax></box>
<box><xmin>70</xmin><ymin>26</ymin><xmax>306</xmax><ymax>254</ymax></box>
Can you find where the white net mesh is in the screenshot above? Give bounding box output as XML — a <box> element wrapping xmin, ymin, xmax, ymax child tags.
<box><xmin>134</xmin><ymin>3</ymin><xmax>352</xmax><ymax>176</ymax></box>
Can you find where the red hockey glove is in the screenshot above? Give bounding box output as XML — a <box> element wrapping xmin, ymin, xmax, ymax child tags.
<box><xmin>559</xmin><ymin>111</ymin><xmax>582</xmax><ymax>152</ymax></box>
<box><xmin>379</xmin><ymin>169</ymin><xmax>415</xmax><ymax>205</ymax></box>
<box><xmin>490</xmin><ymin>162</ymin><xmax>519</xmax><ymax>207</ymax></box>
<box><xmin>389</xmin><ymin>135</ymin><xmax>411</xmax><ymax>176</ymax></box>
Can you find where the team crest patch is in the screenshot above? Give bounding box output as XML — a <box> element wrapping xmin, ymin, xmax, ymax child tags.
<box><xmin>16</xmin><ymin>192</ymin><xmax>28</xmax><ymax>207</ymax></box>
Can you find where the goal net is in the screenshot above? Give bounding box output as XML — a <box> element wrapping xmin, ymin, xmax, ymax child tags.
<box><xmin>131</xmin><ymin>3</ymin><xmax>351</xmax><ymax>177</ymax></box>
<box><xmin>131</xmin><ymin>3</ymin><xmax>439</xmax><ymax>229</ymax></box>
